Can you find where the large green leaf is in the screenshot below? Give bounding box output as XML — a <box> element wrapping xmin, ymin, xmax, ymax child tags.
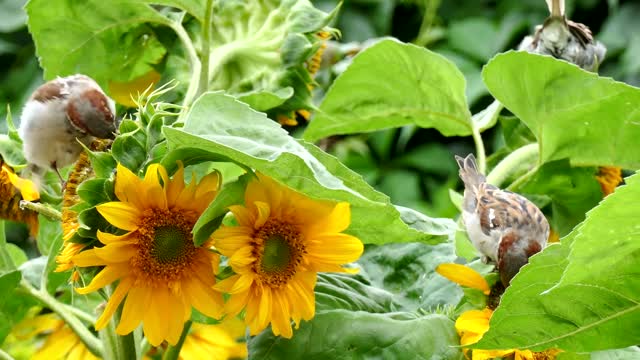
<box><xmin>163</xmin><ymin>92</ymin><xmax>456</xmax><ymax>245</ymax></box>
<box><xmin>358</xmin><ymin>242</ymin><xmax>462</xmax><ymax>311</ymax></box>
<box><xmin>248</xmin><ymin>311</ymin><xmax>462</xmax><ymax>360</ymax></box>
<box><xmin>26</xmin><ymin>0</ymin><xmax>169</xmax><ymax>86</ymax></box>
<box><xmin>476</xmin><ymin>171</ymin><xmax>640</xmax><ymax>352</ymax></box>
<box><xmin>304</xmin><ymin>39</ymin><xmax>472</xmax><ymax>142</ymax></box>
<box><xmin>0</xmin><ymin>270</ymin><xmax>37</xmax><ymax>344</ymax></box>
<box><xmin>483</xmin><ymin>51</ymin><xmax>640</xmax><ymax>169</ymax></box>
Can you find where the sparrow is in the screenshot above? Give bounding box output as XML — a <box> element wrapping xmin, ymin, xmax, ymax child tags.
<box><xmin>456</xmin><ymin>154</ymin><xmax>550</xmax><ymax>286</ymax></box>
<box><xmin>518</xmin><ymin>0</ymin><xmax>606</xmax><ymax>72</ymax></box>
<box><xmin>19</xmin><ymin>74</ymin><xmax>117</xmax><ymax>181</ymax></box>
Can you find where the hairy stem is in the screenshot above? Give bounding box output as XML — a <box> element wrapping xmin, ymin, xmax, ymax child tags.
<box><xmin>19</xmin><ymin>280</ymin><xmax>103</xmax><ymax>357</ymax></box>
<box><xmin>486</xmin><ymin>143</ymin><xmax>540</xmax><ymax>187</ymax></box>
<box><xmin>169</xmin><ymin>21</ymin><xmax>201</xmax><ymax>112</ymax></box>
<box><xmin>19</xmin><ymin>201</ymin><xmax>61</xmax><ymax>221</ymax></box>
<box><xmin>197</xmin><ymin>0</ymin><xmax>214</xmax><ymax>97</ymax></box>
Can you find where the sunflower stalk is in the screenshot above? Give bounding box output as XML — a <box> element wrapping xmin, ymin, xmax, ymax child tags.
<box><xmin>197</xmin><ymin>0</ymin><xmax>214</xmax><ymax>98</ymax></box>
<box><xmin>18</xmin><ymin>280</ymin><xmax>104</xmax><ymax>357</ymax></box>
<box><xmin>0</xmin><ymin>348</ymin><xmax>14</xmax><ymax>360</ymax></box>
<box><xmin>168</xmin><ymin>19</ymin><xmax>201</xmax><ymax>112</ymax></box>
<box><xmin>99</xmin><ymin>286</ymin><xmax>138</xmax><ymax>360</ymax></box>
<box><xmin>162</xmin><ymin>320</ymin><xmax>192</xmax><ymax>360</ymax></box>
<box><xmin>19</xmin><ymin>200</ymin><xmax>62</xmax><ymax>221</ymax></box>
<box><xmin>486</xmin><ymin>143</ymin><xmax>540</xmax><ymax>187</ymax></box>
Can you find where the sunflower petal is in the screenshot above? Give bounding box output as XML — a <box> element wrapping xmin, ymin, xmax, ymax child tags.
<box><xmin>96</xmin><ymin>202</ymin><xmax>140</xmax><ymax>231</ymax></box>
<box><xmin>75</xmin><ymin>265</ymin><xmax>128</xmax><ymax>294</ymax></box>
<box><xmin>114</xmin><ymin>163</ymin><xmax>144</xmax><ymax>208</ymax></box>
<box><xmin>116</xmin><ymin>285</ymin><xmax>150</xmax><ymax>335</ymax></box>
<box><xmin>95</xmin><ymin>277</ymin><xmax>133</xmax><ymax>330</ymax></box>
<box><xmin>436</xmin><ymin>263</ymin><xmax>491</xmax><ymax>295</ymax></box>
<box><xmin>144</xmin><ymin>287</ymin><xmax>170</xmax><ymax>346</ymax></box>
<box><xmin>93</xmin><ymin>242</ymin><xmax>136</xmax><ymax>262</ymax></box>
<box><xmin>306</xmin><ymin>233</ymin><xmax>364</xmax><ymax>264</ymax></box>
<box><xmin>142</xmin><ymin>164</ymin><xmax>167</xmax><ymax>209</ymax></box>
<box><xmin>96</xmin><ymin>230</ymin><xmax>133</xmax><ymax>245</ymax></box>
<box><xmin>184</xmin><ymin>276</ymin><xmax>224</xmax><ymax>319</ymax></box>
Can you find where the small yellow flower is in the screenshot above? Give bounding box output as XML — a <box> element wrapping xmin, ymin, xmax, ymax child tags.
<box><xmin>596</xmin><ymin>166</ymin><xmax>623</xmax><ymax>196</ymax></box>
<box><xmin>11</xmin><ymin>313</ymin><xmax>98</xmax><ymax>360</ymax></box>
<box><xmin>180</xmin><ymin>317</ymin><xmax>248</xmax><ymax>360</ymax></box>
<box><xmin>456</xmin><ymin>308</ymin><xmax>560</xmax><ymax>360</ymax></box>
<box><xmin>72</xmin><ymin>163</ymin><xmax>224</xmax><ymax>346</ymax></box>
<box><xmin>436</xmin><ymin>263</ymin><xmax>491</xmax><ymax>295</ymax></box>
<box><xmin>213</xmin><ymin>173</ymin><xmax>363</xmax><ymax>338</ymax></box>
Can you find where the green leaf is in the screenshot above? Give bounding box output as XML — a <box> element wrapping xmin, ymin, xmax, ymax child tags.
<box><xmin>77</xmin><ymin>179</ymin><xmax>112</xmax><ymax>205</ymax></box>
<box><xmin>249</xmin><ymin>311</ymin><xmax>462</xmax><ymax>359</ymax></box>
<box><xmin>483</xmin><ymin>52</ymin><xmax>640</xmax><ymax>168</ymax></box>
<box><xmin>87</xmin><ymin>150</ymin><xmax>117</xmax><ymax>179</ymax></box>
<box><xmin>36</xmin><ymin>215</ymin><xmax>62</xmax><ymax>257</ymax></box>
<box><xmin>237</xmin><ymin>87</ymin><xmax>294</xmax><ymax>112</ymax></box>
<box><xmin>26</xmin><ymin>0</ymin><xmax>169</xmax><ymax>87</ymax></box>
<box><xmin>192</xmin><ymin>173</ymin><xmax>252</xmax><ymax>246</ymax></box>
<box><xmin>0</xmin><ymin>134</ymin><xmax>26</xmax><ymax>167</ymax></box>
<box><xmin>518</xmin><ymin>160</ymin><xmax>602</xmax><ymax>235</ymax></box>
<box><xmin>358</xmin><ymin>242</ymin><xmax>462</xmax><ymax>311</ymax></box>
<box><xmin>111</xmin><ymin>132</ymin><xmax>147</xmax><ymax>172</ymax></box>
<box><xmin>476</xmin><ymin>171</ymin><xmax>640</xmax><ymax>352</ymax></box>
<box><xmin>164</xmin><ymin>92</ymin><xmax>455</xmax><ymax>245</ymax></box>
<box><xmin>0</xmin><ymin>270</ymin><xmax>36</xmax><ymax>345</ymax></box>
<box><xmin>0</xmin><ymin>243</ymin><xmax>28</xmax><ymax>269</ymax></box>
<box><xmin>304</xmin><ymin>39</ymin><xmax>472</xmax><ymax>142</ymax></box>
<box><xmin>315</xmin><ymin>272</ymin><xmax>396</xmax><ymax>313</ymax></box>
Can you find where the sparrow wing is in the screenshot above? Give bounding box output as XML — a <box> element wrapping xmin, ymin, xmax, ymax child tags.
<box><xmin>475</xmin><ymin>186</ymin><xmax>546</xmax><ymax>237</ymax></box>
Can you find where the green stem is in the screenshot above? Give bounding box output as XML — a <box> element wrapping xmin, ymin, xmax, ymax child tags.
<box><xmin>162</xmin><ymin>320</ymin><xmax>192</xmax><ymax>360</ymax></box>
<box><xmin>197</xmin><ymin>0</ymin><xmax>214</xmax><ymax>97</ymax></box>
<box><xmin>64</xmin><ymin>303</ymin><xmax>96</xmax><ymax>324</ymax></box>
<box><xmin>169</xmin><ymin>21</ymin><xmax>201</xmax><ymax>112</ymax></box>
<box><xmin>414</xmin><ymin>0</ymin><xmax>442</xmax><ymax>47</ymax></box>
<box><xmin>471</xmin><ymin>125</ymin><xmax>487</xmax><ymax>175</ymax></box>
<box><xmin>19</xmin><ymin>201</ymin><xmax>61</xmax><ymax>221</ymax></box>
<box><xmin>19</xmin><ymin>280</ymin><xmax>103</xmax><ymax>357</ymax></box>
<box><xmin>99</xmin><ymin>286</ymin><xmax>138</xmax><ymax>360</ymax></box>
<box><xmin>486</xmin><ymin>143</ymin><xmax>540</xmax><ymax>187</ymax></box>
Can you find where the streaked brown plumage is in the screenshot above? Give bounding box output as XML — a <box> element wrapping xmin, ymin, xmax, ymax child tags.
<box><xmin>456</xmin><ymin>154</ymin><xmax>549</xmax><ymax>286</ymax></box>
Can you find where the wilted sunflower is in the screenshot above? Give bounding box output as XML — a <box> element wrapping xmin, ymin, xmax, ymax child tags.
<box><xmin>213</xmin><ymin>173</ymin><xmax>364</xmax><ymax>338</ymax></box>
<box><xmin>72</xmin><ymin>163</ymin><xmax>224</xmax><ymax>346</ymax></box>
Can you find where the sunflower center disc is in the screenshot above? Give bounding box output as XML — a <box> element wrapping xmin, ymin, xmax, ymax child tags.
<box><xmin>261</xmin><ymin>235</ymin><xmax>292</xmax><ymax>273</ymax></box>
<box><xmin>152</xmin><ymin>225</ymin><xmax>189</xmax><ymax>263</ymax></box>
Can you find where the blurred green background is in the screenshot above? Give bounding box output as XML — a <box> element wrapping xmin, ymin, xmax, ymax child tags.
<box><xmin>1</xmin><ymin>0</ymin><xmax>637</xmax><ymax>225</ymax></box>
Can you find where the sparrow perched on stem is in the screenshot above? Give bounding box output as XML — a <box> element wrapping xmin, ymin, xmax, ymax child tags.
<box><xmin>19</xmin><ymin>75</ymin><xmax>117</xmax><ymax>182</ymax></box>
<box><xmin>456</xmin><ymin>154</ymin><xmax>549</xmax><ymax>286</ymax></box>
<box><xmin>518</xmin><ymin>0</ymin><xmax>606</xmax><ymax>72</ymax></box>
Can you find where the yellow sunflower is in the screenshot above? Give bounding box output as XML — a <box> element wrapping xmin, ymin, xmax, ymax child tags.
<box><xmin>437</xmin><ymin>263</ymin><xmax>559</xmax><ymax>359</ymax></box>
<box><xmin>456</xmin><ymin>308</ymin><xmax>560</xmax><ymax>360</ymax></box>
<box><xmin>213</xmin><ymin>173</ymin><xmax>364</xmax><ymax>338</ymax></box>
<box><xmin>179</xmin><ymin>317</ymin><xmax>248</xmax><ymax>360</ymax></box>
<box><xmin>10</xmin><ymin>313</ymin><xmax>98</xmax><ymax>360</ymax></box>
<box><xmin>0</xmin><ymin>161</ymin><xmax>39</xmax><ymax>236</ymax></box>
<box><xmin>72</xmin><ymin>163</ymin><xmax>224</xmax><ymax>346</ymax></box>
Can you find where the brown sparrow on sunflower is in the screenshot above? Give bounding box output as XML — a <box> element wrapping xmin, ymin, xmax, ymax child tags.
<box><xmin>19</xmin><ymin>74</ymin><xmax>117</xmax><ymax>181</ymax></box>
<box><xmin>456</xmin><ymin>154</ymin><xmax>549</xmax><ymax>286</ymax></box>
<box><xmin>518</xmin><ymin>0</ymin><xmax>606</xmax><ymax>72</ymax></box>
